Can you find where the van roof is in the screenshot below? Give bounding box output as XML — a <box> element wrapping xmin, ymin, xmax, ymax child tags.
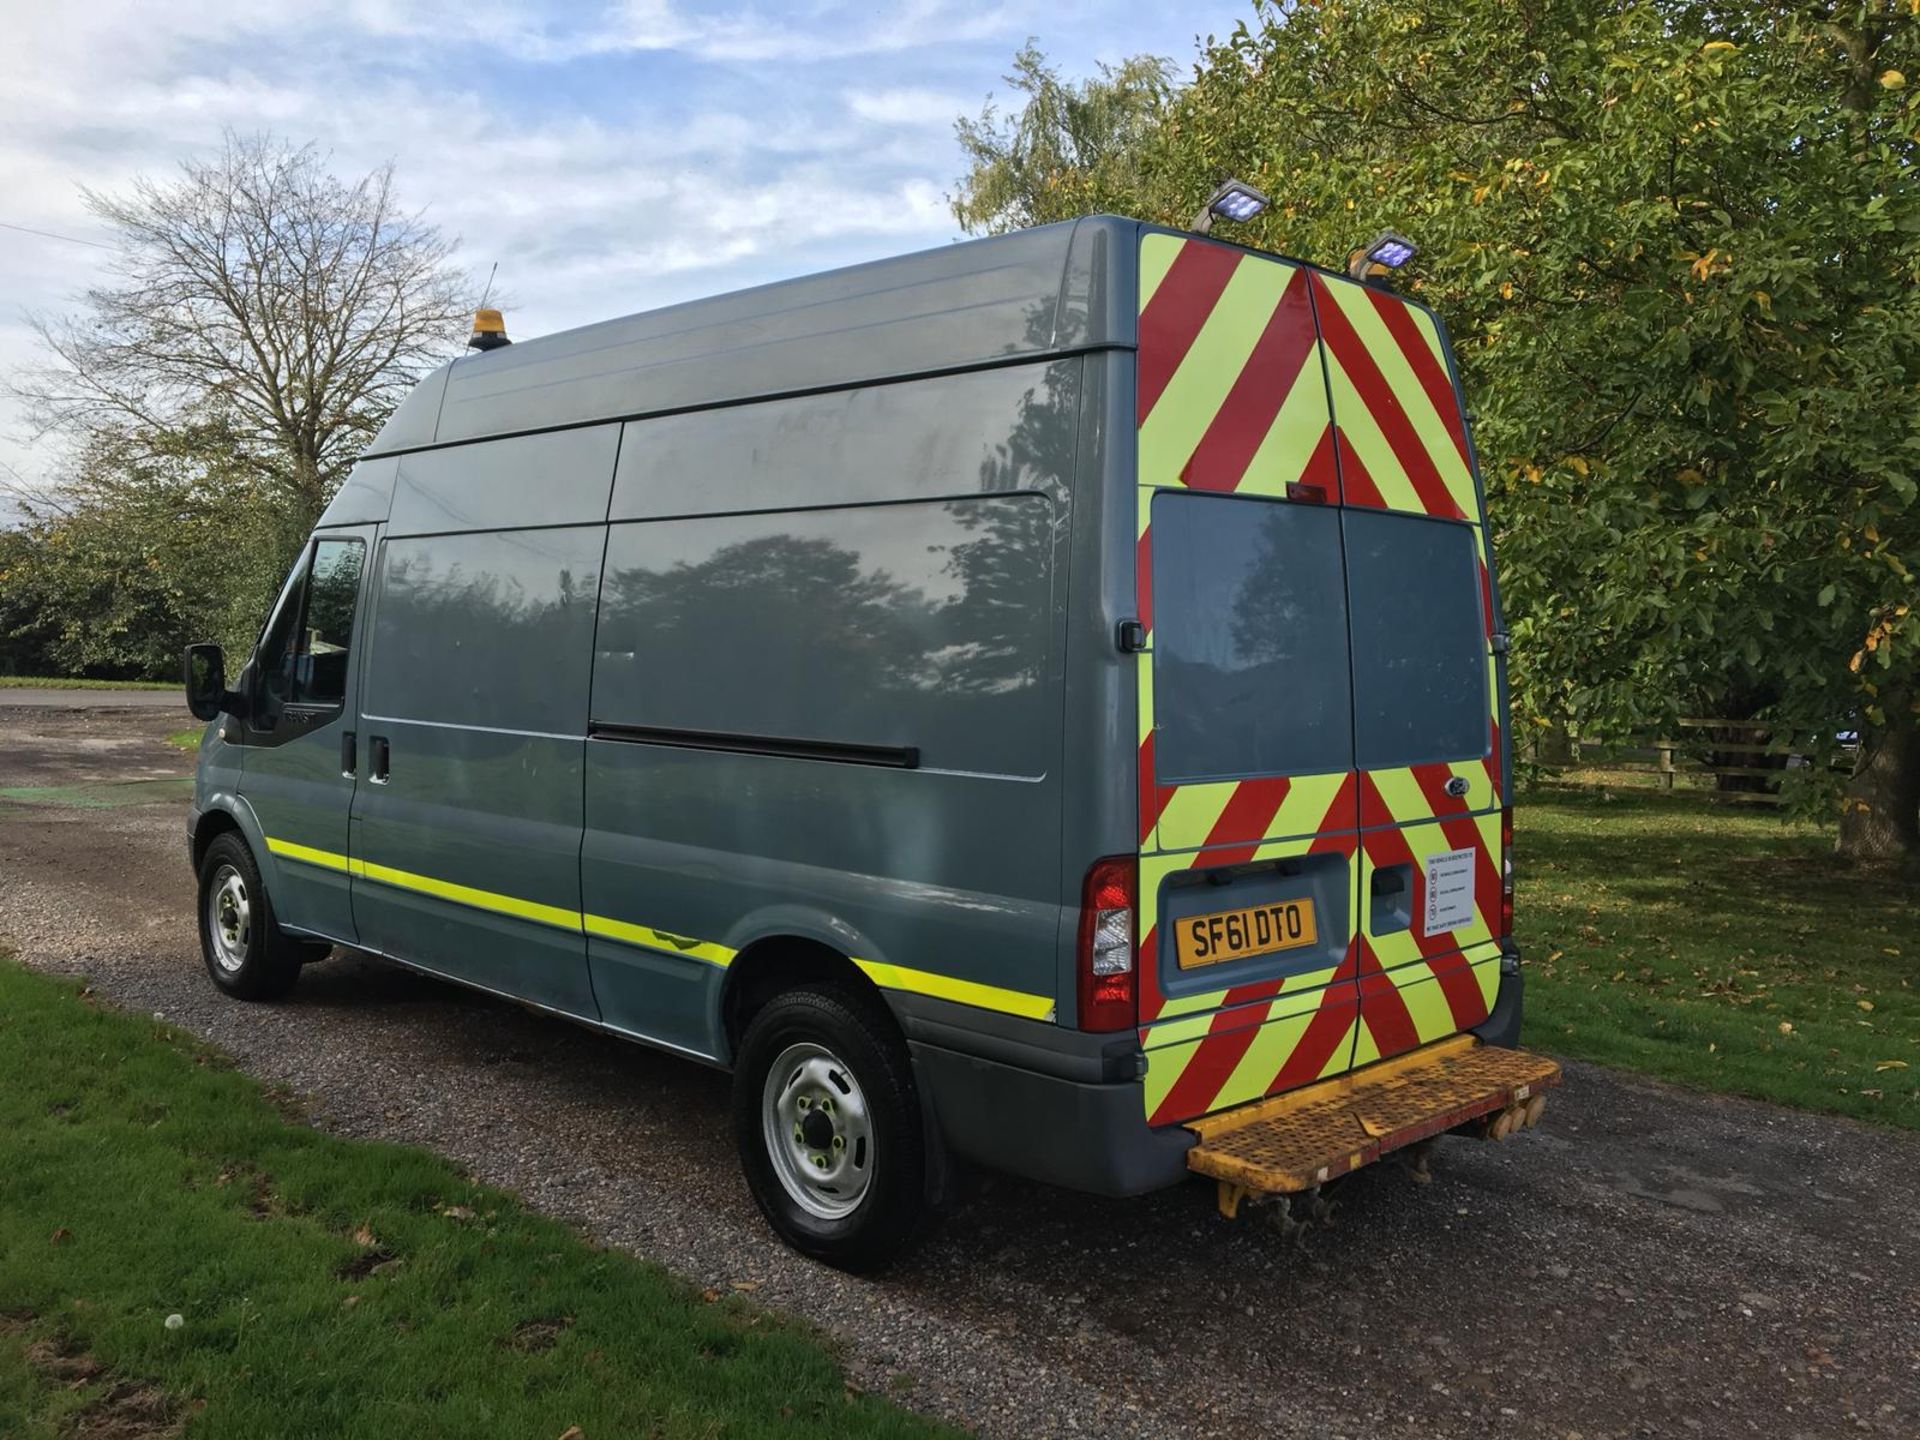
<box><xmin>367</xmin><ymin>215</ymin><xmax>1144</xmax><ymax>456</ymax></box>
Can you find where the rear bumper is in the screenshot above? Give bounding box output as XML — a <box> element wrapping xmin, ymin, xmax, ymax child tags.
<box><xmin>891</xmin><ymin>992</ymin><xmax>1193</xmax><ymax>1196</ymax></box>
<box><xmin>909</xmin><ymin>1040</ymin><xmax>1194</xmax><ymax>1196</ymax></box>
<box><xmin>896</xmin><ymin>957</ymin><xmax>1524</xmax><ymax>1199</ymax></box>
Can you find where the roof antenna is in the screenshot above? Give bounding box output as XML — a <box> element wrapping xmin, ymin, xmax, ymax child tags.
<box><xmin>468</xmin><ymin>262</ymin><xmax>510</xmax><ymax>352</ymax></box>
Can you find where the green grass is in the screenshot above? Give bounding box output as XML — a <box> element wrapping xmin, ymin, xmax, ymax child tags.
<box><xmin>1521</xmin><ymin>787</ymin><xmax>1919</xmax><ymax>1128</ymax></box>
<box><xmin>0</xmin><ymin>676</ymin><xmax>177</xmax><ymax>691</ymax></box>
<box><xmin>165</xmin><ymin>726</ymin><xmax>205</xmax><ymax>753</ymax></box>
<box><xmin>0</xmin><ymin>959</ymin><xmax>954</xmax><ymax>1440</ymax></box>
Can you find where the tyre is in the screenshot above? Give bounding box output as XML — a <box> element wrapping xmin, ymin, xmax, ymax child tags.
<box><xmin>196</xmin><ymin>832</ymin><xmax>305</xmax><ymax>1001</ymax></box>
<box><xmin>731</xmin><ymin>985</ymin><xmax>927</xmax><ymax>1270</ymax></box>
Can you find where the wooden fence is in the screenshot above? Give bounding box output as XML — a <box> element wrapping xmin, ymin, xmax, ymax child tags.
<box><xmin>1526</xmin><ymin>718</ymin><xmax>1848</xmax><ymax>804</ymax></box>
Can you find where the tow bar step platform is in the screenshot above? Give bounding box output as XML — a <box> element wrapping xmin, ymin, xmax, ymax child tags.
<box><xmin>1186</xmin><ymin>1036</ymin><xmax>1562</xmax><ymax>1217</ymax></box>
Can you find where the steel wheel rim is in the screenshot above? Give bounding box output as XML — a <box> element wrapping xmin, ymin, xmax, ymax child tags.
<box><xmin>762</xmin><ymin>1041</ymin><xmax>874</xmax><ymax>1220</ymax></box>
<box><xmin>207</xmin><ymin>865</ymin><xmax>251</xmax><ymax>973</ymax></box>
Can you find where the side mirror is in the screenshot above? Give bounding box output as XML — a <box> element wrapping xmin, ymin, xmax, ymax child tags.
<box><xmin>183</xmin><ymin>643</ymin><xmax>228</xmax><ymax>722</ymax></box>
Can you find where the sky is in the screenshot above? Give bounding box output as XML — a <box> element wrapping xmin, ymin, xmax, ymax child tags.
<box><xmin>0</xmin><ymin>0</ymin><xmax>1252</xmax><ymax>522</ymax></box>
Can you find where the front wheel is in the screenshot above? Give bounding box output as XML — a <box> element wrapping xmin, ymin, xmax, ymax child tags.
<box><xmin>196</xmin><ymin>832</ymin><xmax>304</xmax><ymax>1000</ymax></box>
<box><xmin>731</xmin><ymin>986</ymin><xmax>927</xmax><ymax>1270</ymax></box>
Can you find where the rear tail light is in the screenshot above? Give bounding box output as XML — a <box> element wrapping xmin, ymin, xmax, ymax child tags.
<box><xmin>1077</xmin><ymin>855</ymin><xmax>1137</xmax><ymax>1032</ymax></box>
<box><xmin>1499</xmin><ymin>805</ymin><xmax>1514</xmax><ymax>941</ymax></box>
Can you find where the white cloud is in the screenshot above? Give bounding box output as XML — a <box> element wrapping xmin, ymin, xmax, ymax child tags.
<box><xmin>845</xmin><ymin>86</ymin><xmax>978</xmax><ymax>127</ymax></box>
<box><xmin>591</xmin><ymin>0</ymin><xmax>1025</xmax><ymax>65</ymax></box>
<box><xmin>0</xmin><ymin>0</ymin><xmax>1246</xmax><ymax>514</ymax></box>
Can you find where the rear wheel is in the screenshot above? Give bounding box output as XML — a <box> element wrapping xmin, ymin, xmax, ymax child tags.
<box><xmin>732</xmin><ymin>986</ymin><xmax>926</xmax><ymax>1270</ymax></box>
<box><xmin>196</xmin><ymin>832</ymin><xmax>305</xmax><ymax>1001</ymax></box>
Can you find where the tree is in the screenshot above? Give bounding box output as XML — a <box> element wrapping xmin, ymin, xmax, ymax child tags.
<box><xmin>953</xmin><ymin>3</ymin><xmax>1920</xmax><ymax>861</ymax></box>
<box><xmin>951</xmin><ymin>44</ymin><xmax>1178</xmax><ymax>235</ymax></box>
<box><xmin>0</xmin><ymin>430</ymin><xmax>297</xmax><ymax>678</ymax></box>
<box><xmin>13</xmin><ymin>132</ymin><xmax>475</xmax><ymax>541</ymax></box>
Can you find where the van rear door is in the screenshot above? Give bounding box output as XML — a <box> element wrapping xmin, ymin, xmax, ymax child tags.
<box><xmin>1132</xmin><ymin>233</ymin><xmax>1363</xmax><ymax>1129</ymax></box>
<box><xmin>1308</xmin><ymin>272</ymin><xmax>1506</xmax><ymax>1067</ymax></box>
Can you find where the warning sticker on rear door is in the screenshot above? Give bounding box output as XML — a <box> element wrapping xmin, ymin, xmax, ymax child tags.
<box><xmin>1422</xmin><ymin>848</ymin><xmax>1477</xmax><ymax>936</ymax></box>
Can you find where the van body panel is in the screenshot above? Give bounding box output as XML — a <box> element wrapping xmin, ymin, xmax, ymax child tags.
<box><xmin>416</xmin><ymin>219</ymin><xmax>1125</xmax><ymax>451</ymax></box>
<box><xmin>580</xmin><ymin>749</ymin><xmax>1063</xmax><ymax>1054</ymax></box>
<box><xmin>1057</xmin><ymin>346</ymin><xmax>1138</xmax><ymax>1021</ymax></box>
<box><xmin>365</xmin><ymin>362</ymin><xmax>450</xmax><ymax>456</ymax></box>
<box><xmin>581</xmin><ymin>359</ymin><xmax>1081</xmax><ymax>1048</ymax></box>
<box><xmin>319</xmin><ymin>457</ymin><xmax>399</xmax><ymax>529</ymax></box>
<box><xmin>606</xmin><ymin>362</ymin><xmax>1078</xmax><ymax>521</ymax></box>
<box><xmin>1314</xmin><ymin>272</ymin><xmax>1510</xmax><ymax>1067</ymax></box>
<box><xmin>593</xmin><ymin>497</ymin><xmax>1058</xmax><ymax>776</ymax></box>
<box><xmin>1130</xmin><ymin>233</ymin><xmax>1365</xmax><ymax>1126</ymax></box>
<box><xmin>348</xmin><ymin>524</ymin><xmax>603</xmax><ymax>1017</ymax></box>
<box><xmin>584</xmin><ymin>478</ymin><xmax>1070</xmax><ymax>1047</ymax></box>
<box><xmin>388</xmin><ymin>426</ymin><xmax>619</xmax><ymax>535</ymax></box>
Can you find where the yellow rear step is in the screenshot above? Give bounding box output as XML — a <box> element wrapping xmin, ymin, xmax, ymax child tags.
<box><xmin>1187</xmin><ymin>1035</ymin><xmax>1561</xmax><ymax>1216</ymax></box>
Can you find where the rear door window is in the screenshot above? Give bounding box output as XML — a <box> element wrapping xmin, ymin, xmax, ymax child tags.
<box><xmin>1151</xmin><ymin>492</ymin><xmax>1352</xmax><ymax>783</ymax></box>
<box><xmin>1344</xmin><ymin>509</ymin><xmax>1487</xmax><ymax>767</ymax></box>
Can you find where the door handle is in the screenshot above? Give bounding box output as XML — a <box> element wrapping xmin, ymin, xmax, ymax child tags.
<box><xmin>340</xmin><ymin>730</ymin><xmax>357</xmax><ymax>778</ymax></box>
<box><xmin>1369</xmin><ymin>862</ymin><xmax>1413</xmax><ymax>935</ymax></box>
<box><xmin>370</xmin><ymin>735</ymin><xmax>390</xmax><ymax>784</ymax></box>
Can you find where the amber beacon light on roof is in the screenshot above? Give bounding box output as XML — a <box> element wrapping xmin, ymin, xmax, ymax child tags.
<box><xmin>468</xmin><ymin>307</ymin><xmax>511</xmax><ymax>352</ymax></box>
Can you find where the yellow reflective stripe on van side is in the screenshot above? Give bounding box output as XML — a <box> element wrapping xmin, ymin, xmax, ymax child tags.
<box><xmin>583</xmin><ymin>913</ymin><xmax>735</xmax><ymax>968</ymax></box>
<box><xmin>852</xmin><ymin>958</ymin><xmax>1055</xmax><ymax>1022</ymax></box>
<box><xmin>261</xmin><ymin>836</ymin><xmax>1054</xmax><ymax>1022</ymax></box>
<box><xmin>353</xmin><ymin>857</ymin><xmax>583</xmax><ymax>932</ymax></box>
<box><xmin>265</xmin><ymin>838</ymin><xmax>582</xmax><ymax>929</ymax></box>
<box><xmin>264</xmin><ymin>836</ymin><xmax>353</xmax><ymax>874</ymax></box>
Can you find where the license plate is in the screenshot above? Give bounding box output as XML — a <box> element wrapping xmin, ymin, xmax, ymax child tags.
<box><xmin>1175</xmin><ymin>898</ymin><xmax>1318</xmax><ymax>970</ymax></box>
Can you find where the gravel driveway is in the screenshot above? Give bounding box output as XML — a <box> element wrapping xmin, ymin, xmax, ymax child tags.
<box><xmin>2</xmin><ymin>702</ymin><xmax>1915</xmax><ymax>1439</ymax></box>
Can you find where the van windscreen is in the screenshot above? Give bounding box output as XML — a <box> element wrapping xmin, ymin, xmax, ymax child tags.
<box><xmin>1151</xmin><ymin>492</ymin><xmax>1351</xmax><ymax>784</ymax></box>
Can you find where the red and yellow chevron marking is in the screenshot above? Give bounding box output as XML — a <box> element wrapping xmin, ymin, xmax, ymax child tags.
<box><xmin>1138</xmin><ymin>233</ymin><xmax>1339</xmax><ymax>501</ymax></box>
<box><xmin>1350</xmin><ymin>940</ymin><xmax>1502</xmax><ymax>1071</ymax></box>
<box><xmin>1143</xmin><ymin>959</ymin><xmax>1361</xmax><ymax>1127</ymax></box>
<box><xmin>1133</xmin><ymin>232</ymin><xmax>1507</xmax><ymax>1126</ymax></box>
<box><xmin>1138</xmin><ymin>830</ymin><xmax>1361</xmax><ymax>1128</ymax></box>
<box><xmin>1309</xmin><ymin>271</ymin><xmax>1477</xmax><ymax>521</ymax></box>
<box><xmin>1135</xmin><ymin>233</ymin><xmax>1362</xmax><ymax>1125</ymax></box>
<box><xmin>1355</xmin><ymin>809</ymin><xmax>1503</xmax><ymax>1063</ymax></box>
<box><xmin>1137</xmin><ymin>782</ymin><xmax>1357</xmax><ymax>1022</ymax></box>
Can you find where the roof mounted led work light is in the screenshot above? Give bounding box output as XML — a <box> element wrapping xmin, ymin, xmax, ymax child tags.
<box><xmin>1347</xmin><ymin>230</ymin><xmax>1418</xmax><ymax>283</ymax></box>
<box><xmin>1189</xmin><ymin>178</ymin><xmax>1268</xmax><ymax>236</ymax></box>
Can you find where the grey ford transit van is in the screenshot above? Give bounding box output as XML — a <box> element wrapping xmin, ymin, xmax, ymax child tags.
<box><xmin>185</xmin><ymin>215</ymin><xmax>1554</xmax><ymax>1269</ymax></box>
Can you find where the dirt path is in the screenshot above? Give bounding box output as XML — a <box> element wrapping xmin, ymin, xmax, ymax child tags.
<box><xmin>0</xmin><ymin>686</ymin><xmax>186</xmax><ymax>708</ymax></box>
<box><xmin>2</xmin><ymin>704</ymin><xmax>1914</xmax><ymax>1440</ymax></box>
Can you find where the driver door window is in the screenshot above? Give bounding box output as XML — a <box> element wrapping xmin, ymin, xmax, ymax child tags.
<box><xmin>256</xmin><ymin>539</ymin><xmax>366</xmax><ymax>723</ymax></box>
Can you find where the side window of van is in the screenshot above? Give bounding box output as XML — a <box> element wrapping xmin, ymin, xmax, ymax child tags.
<box><xmin>295</xmin><ymin>540</ymin><xmax>365</xmax><ymax>707</ymax></box>
<box><xmin>255</xmin><ymin>539</ymin><xmax>365</xmax><ymax>717</ymax></box>
<box><xmin>254</xmin><ymin>552</ymin><xmax>310</xmax><ymax>711</ymax></box>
